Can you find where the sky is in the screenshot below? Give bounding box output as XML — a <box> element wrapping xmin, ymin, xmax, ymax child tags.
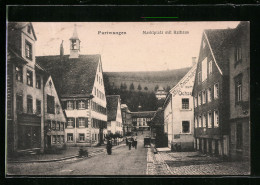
<box><xmin>33</xmin><ymin>22</ymin><xmax>240</xmax><ymax>72</ymax></box>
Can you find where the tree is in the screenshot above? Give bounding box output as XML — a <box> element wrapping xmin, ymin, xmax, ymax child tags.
<box><xmin>144</xmin><ymin>86</ymin><xmax>148</xmax><ymax>91</ymax></box>
<box><xmin>130</xmin><ymin>83</ymin><xmax>135</xmax><ymax>91</ymax></box>
<box><xmin>137</xmin><ymin>84</ymin><xmax>142</xmax><ymax>91</ymax></box>
<box><xmin>154</xmin><ymin>84</ymin><xmax>159</xmax><ymax>91</ymax></box>
<box><xmin>123</xmin><ymin>83</ymin><xmax>127</xmax><ymax>90</ymax></box>
<box><xmin>120</xmin><ymin>83</ymin><xmax>124</xmax><ymax>90</ymax></box>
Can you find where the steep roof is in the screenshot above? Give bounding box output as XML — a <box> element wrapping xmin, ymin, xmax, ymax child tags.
<box><xmin>8</xmin><ymin>22</ymin><xmax>37</xmax><ymax>41</ymax></box>
<box><xmin>36</xmin><ymin>54</ymin><xmax>100</xmax><ymax>97</ymax></box>
<box><xmin>131</xmin><ymin>111</ymin><xmax>156</xmax><ymax>118</ymax></box>
<box><xmin>106</xmin><ymin>95</ymin><xmax>120</xmax><ymax>121</ymax></box>
<box><xmin>204</xmin><ymin>29</ymin><xmax>234</xmax><ymax>75</ymax></box>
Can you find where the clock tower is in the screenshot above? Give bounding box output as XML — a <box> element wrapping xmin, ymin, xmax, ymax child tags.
<box><xmin>69</xmin><ymin>24</ymin><xmax>80</xmax><ymax>59</ymax></box>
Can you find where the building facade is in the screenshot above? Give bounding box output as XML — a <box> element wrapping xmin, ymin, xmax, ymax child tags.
<box><xmin>155</xmin><ymin>86</ymin><xmax>167</xmax><ymax>100</ymax></box>
<box><xmin>131</xmin><ymin>111</ymin><xmax>155</xmax><ymax>131</ymax></box>
<box><xmin>228</xmin><ymin>22</ymin><xmax>250</xmax><ymax>160</ymax></box>
<box><xmin>164</xmin><ymin>64</ymin><xmax>197</xmax><ymax>150</ymax></box>
<box><xmin>37</xmin><ymin>25</ymin><xmax>107</xmax><ymax>146</ymax></box>
<box><xmin>121</xmin><ymin>104</ymin><xmax>133</xmax><ymax>135</ymax></box>
<box><xmin>193</xmin><ymin>28</ymin><xmax>232</xmax><ymax>157</ymax></box>
<box><xmin>106</xmin><ymin>95</ymin><xmax>123</xmax><ymax>135</ymax></box>
<box><xmin>7</xmin><ymin>22</ymin><xmax>45</xmax><ymax>153</ymax></box>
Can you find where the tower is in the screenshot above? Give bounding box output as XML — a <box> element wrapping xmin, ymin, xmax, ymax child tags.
<box><xmin>69</xmin><ymin>24</ymin><xmax>80</xmax><ymax>59</ymax></box>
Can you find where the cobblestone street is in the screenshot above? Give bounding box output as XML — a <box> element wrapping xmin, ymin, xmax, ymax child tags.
<box><xmin>147</xmin><ymin>149</ymin><xmax>250</xmax><ymax>176</ymax></box>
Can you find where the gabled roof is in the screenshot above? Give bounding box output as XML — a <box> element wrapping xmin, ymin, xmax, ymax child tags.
<box><xmin>36</xmin><ymin>54</ymin><xmax>100</xmax><ymax>97</ymax></box>
<box><xmin>131</xmin><ymin>111</ymin><xmax>156</xmax><ymax>118</ymax></box>
<box><xmin>106</xmin><ymin>95</ymin><xmax>120</xmax><ymax>121</ymax></box>
<box><xmin>8</xmin><ymin>22</ymin><xmax>37</xmax><ymax>41</ymax></box>
<box><xmin>204</xmin><ymin>29</ymin><xmax>234</xmax><ymax>75</ymax></box>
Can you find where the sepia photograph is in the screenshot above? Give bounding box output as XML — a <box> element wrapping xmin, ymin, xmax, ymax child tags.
<box><xmin>6</xmin><ymin>21</ymin><xmax>250</xmax><ymax>176</ymax></box>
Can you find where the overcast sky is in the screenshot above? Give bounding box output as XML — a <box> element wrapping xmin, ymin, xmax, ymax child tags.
<box><xmin>33</xmin><ymin>22</ymin><xmax>239</xmax><ymax>72</ymax></box>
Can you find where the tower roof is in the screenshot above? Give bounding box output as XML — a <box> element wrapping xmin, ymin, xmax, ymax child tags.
<box><xmin>70</xmin><ymin>24</ymin><xmax>79</xmax><ymax>40</ymax></box>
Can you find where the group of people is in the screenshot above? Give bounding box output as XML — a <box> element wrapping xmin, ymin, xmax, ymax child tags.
<box><xmin>126</xmin><ymin>137</ymin><xmax>137</xmax><ymax>150</ymax></box>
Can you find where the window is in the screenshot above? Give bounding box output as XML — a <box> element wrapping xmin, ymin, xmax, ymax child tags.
<box><xmin>60</xmin><ymin>122</ymin><xmax>64</xmax><ymax>131</ymax></box>
<box><xmin>79</xmin><ymin>118</ymin><xmax>85</xmax><ymax>127</ymax></box>
<box><xmin>182</xmin><ymin>98</ymin><xmax>189</xmax><ymax>109</ymax></box>
<box><xmin>236</xmin><ymin>123</ymin><xmax>243</xmax><ymax>149</ymax></box>
<box><xmin>16</xmin><ymin>94</ymin><xmax>23</xmax><ymax>113</ymax></box>
<box><xmin>214</xmin><ymin>83</ymin><xmax>219</xmax><ymax>99</ymax></box>
<box><xmin>202</xmin><ymin>57</ymin><xmax>207</xmax><ymax>82</ymax></box>
<box><xmin>26</xmin><ymin>70</ymin><xmax>33</xmax><ymax>86</ymax></box>
<box><xmin>235</xmin><ymin>74</ymin><xmax>243</xmax><ymax>103</ymax></box>
<box><xmin>67</xmin><ymin>100</ymin><xmax>74</xmax><ymax>110</ymax></box>
<box><xmin>52</xmin><ymin>121</ymin><xmax>56</xmax><ymax>130</ymax></box>
<box><xmin>67</xmin><ymin>133</ymin><xmax>73</xmax><ymax>142</ymax></box>
<box><xmin>15</xmin><ymin>66</ymin><xmax>23</xmax><ymax>82</ymax></box>
<box><xmin>27</xmin><ymin>95</ymin><xmax>33</xmax><ymax>113</ymax></box>
<box><xmin>67</xmin><ymin>118</ymin><xmax>74</xmax><ymax>128</ymax></box>
<box><xmin>198</xmin><ymin>92</ymin><xmax>202</xmax><ymax>106</ymax></box>
<box><xmin>203</xmin><ymin>113</ymin><xmax>207</xmax><ymax>128</ymax></box>
<box><xmin>214</xmin><ymin>110</ymin><xmax>219</xmax><ymax>128</ymax></box>
<box><xmin>202</xmin><ymin>90</ymin><xmax>206</xmax><ymax>104</ymax></box>
<box><xmin>52</xmin><ymin>135</ymin><xmax>56</xmax><ymax>144</ymax></box>
<box><xmin>25</xmin><ymin>40</ymin><xmax>32</xmax><ymax>60</ymax></box>
<box><xmin>57</xmin><ymin>135</ymin><xmax>60</xmax><ymax>144</ymax></box>
<box><xmin>194</xmin><ymin>97</ymin><xmax>197</xmax><ymax>108</ymax></box>
<box><xmin>198</xmin><ymin>72</ymin><xmax>202</xmax><ymax>84</ymax></box>
<box><xmin>78</xmin><ymin>101</ymin><xmax>85</xmax><ymax>109</ymax></box>
<box><xmin>208</xmin><ymin>112</ymin><xmax>212</xmax><ymax>128</ymax></box>
<box><xmin>56</xmin><ymin>122</ymin><xmax>60</xmax><ymax>130</ymax></box>
<box><xmin>61</xmin><ymin>135</ymin><xmax>64</xmax><ymax>143</ymax></box>
<box><xmin>235</xmin><ymin>47</ymin><xmax>242</xmax><ymax>62</ymax></box>
<box><xmin>79</xmin><ymin>133</ymin><xmax>85</xmax><ymax>141</ymax></box>
<box><xmin>207</xmin><ymin>88</ymin><xmax>212</xmax><ymax>102</ymax></box>
<box><xmin>36</xmin><ymin>99</ymin><xmax>41</xmax><ymax>114</ymax></box>
<box><xmin>199</xmin><ymin>115</ymin><xmax>202</xmax><ymax>127</ymax></box>
<box><xmin>208</xmin><ymin>60</ymin><xmax>212</xmax><ymax>75</ymax></box>
<box><xmin>47</xmin><ymin>95</ymin><xmax>55</xmax><ymax>114</ymax></box>
<box><xmin>182</xmin><ymin>121</ymin><xmax>190</xmax><ymax>133</ymax></box>
<box><xmin>36</xmin><ymin>75</ymin><xmax>41</xmax><ymax>89</ymax></box>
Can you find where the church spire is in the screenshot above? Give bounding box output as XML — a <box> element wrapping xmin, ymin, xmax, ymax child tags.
<box><xmin>69</xmin><ymin>24</ymin><xmax>80</xmax><ymax>59</ymax></box>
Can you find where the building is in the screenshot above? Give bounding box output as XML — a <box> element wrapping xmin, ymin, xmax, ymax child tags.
<box><xmin>155</xmin><ymin>86</ymin><xmax>167</xmax><ymax>100</ymax></box>
<box><xmin>106</xmin><ymin>95</ymin><xmax>123</xmax><ymax>135</ymax></box>
<box><xmin>36</xmin><ymin>25</ymin><xmax>107</xmax><ymax>146</ymax></box>
<box><xmin>7</xmin><ymin>22</ymin><xmax>66</xmax><ymax>154</ymax></box>
<box><xmin>131</xmin><ymin>111</ymin><xmax>156</xmax><ymax>131</ymax></box>
<box><xmin>44</xmin><ymin>76</ymin><xmax>67</xmax><ymax>149</ymax></box>
<box><xmin>163</xmin><ymin>64</ymin><xmax>197</xmax><ymax>151</ymax></box>
<box><xmin>7</xmin><ymin>22</ymin><xmax>46</xmax><ymax>153</ymax></box>
<box><xmin>121</xmin><ymin>104</ymin><xmax>133</xmax><ymax>135</ymax></box>
<box><xmin>149</xmin><ymin>108</ymin><xmax>167</xmax><ymax>148</ymax></box>
<box><xmin>228</xmin><ymin>22</ymin><xmax>250</xmax><ymax>160</ymax></box>
<box><xmin>192</xmin><ymin>28</ymin><xmax>233</xmax><ymax>157</ymax></box>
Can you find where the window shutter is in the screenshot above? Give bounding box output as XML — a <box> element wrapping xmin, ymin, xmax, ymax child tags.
<box><xmin>76</xmin><ymin>101</ymin><xmax>79</xmax><ymax>109</ymax></box>
<box><xmin>85</xmin><ymin>100</ymin><xmax>88</xmax><ymax>109</ymax></box>
<box><xmin>85</xmin><ymin>118</ymin><xmax>88</xmax><ymax>128</ymax></box>
<box><xmin>65</xmin><ymin>121</ymin><xmax>68</xmax><ymax>128</ymax></box>
<box><xmin>73</xmin><ymin>118</ymin><xmax>76</xmax><ymax>128</ymax></box>
<box><xmin>76</xmin><ymin>118</ymin><xmax>79</xmax><ymax>128</ymax></box>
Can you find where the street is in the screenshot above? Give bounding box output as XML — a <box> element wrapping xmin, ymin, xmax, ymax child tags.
<box><xmin>7</xmin><ymin>134</ymin><xmax>148</xmax><ymax>176</ymax></box>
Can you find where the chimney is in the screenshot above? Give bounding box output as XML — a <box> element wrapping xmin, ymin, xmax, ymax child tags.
<box><xmin>192</xmin><ymin>57</ymin><xmax>197</xmax><ymax>67</ymax></box>
<box><xmin>60</xmin><ymin>40</ymin><xmax>64</xmax><ymax>57</ymax></box>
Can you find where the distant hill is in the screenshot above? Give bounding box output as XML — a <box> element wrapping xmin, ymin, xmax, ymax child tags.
<box><xmin>103</xmin><ymin>67</ymin><xmax>192</xmax><ymax>93</ymax></box>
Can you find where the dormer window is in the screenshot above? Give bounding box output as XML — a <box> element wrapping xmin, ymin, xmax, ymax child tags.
<box><xmin>25</xmin><ymin>40</ymin><xmax>32</xmax><ymax>60</ymax></box>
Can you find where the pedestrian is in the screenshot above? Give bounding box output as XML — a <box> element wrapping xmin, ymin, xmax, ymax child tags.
<box><xmin>107</xmin><ymin>140</ymin><xmax>112</xmax><ymax>155</ymax></box>
<box><xmin>134</xmin><ymin>138</ymin><xmax>137</xmax><ymax>149</ymax></box>
<box><xmin>128</xmin><ymin>141</ymin><xmax>132</xmax><ymax>150</ymax></box>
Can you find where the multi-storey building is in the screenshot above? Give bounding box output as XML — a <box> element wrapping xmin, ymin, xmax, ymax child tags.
<box><xmin>106</xmin><ymin>95</ymin><xmax>123</xmax><ymax>135</ymax></box>
<box><xmin>7</xmin><ymin>22</ymin><xmax>66</xmax><ymax>154</ymax></box>
<box><xmin>121</xmin><ymin>104</ymin><xmax>132</xmax><ymax>135</ymax></box>
<box><xmin>192</xmin><ymin>28</ymin><xmax>233</xmax><ymax>157</ymax></box>
<box><xmin>37</xmin><ymin>25</ymin><xmax>107</xmax><ymax>146</ymax></box>
<box><xmin>155</xmin><ymin>86</ymin><xmax>167</xmax><ymax>100</ymax></box>
<box><xmin>163</xmin><ymin>63</ymin><xmax>197</xmax><ymax>150</ymax></box>
<box><xmin>131</xmin><ymin>111</ymin><xmax>155</xmax><ymax>131</ymax></box>
<box><xmin>228</xmin><ymin>22</ymin><xmax>250</xmax><ymax>160</ymax></box>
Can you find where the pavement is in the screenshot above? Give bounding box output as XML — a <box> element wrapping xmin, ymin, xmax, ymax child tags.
<box><xmin>147</xmin><ymin>148</ymin><xmax>250</xmax><ymax>176</ymax></box>
<box><xmin>7</xmin><ymin>141</ymin><xmax>125</xmax><ymax>163</ymax></box>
